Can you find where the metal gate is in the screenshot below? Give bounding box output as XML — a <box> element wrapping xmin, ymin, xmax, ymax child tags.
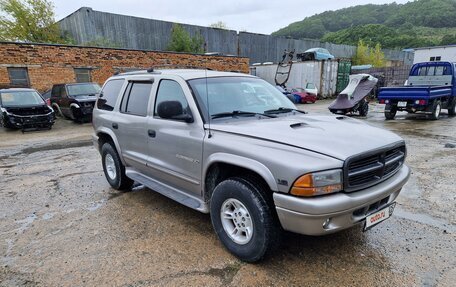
<box><xmin>336</xmin><ymin>60</ymin><xmax>351</xmax><ymax>93</ymax></box>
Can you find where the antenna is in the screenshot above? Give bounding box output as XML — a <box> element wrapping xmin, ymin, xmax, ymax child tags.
<box><xmin>205</xmin><ymin>68</ymin><xmax>212</xmax><ymax>138</ymax></box>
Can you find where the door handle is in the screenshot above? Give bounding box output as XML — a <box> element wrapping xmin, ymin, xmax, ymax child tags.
<box><xmin>112</xmin><ymin>123</ymin><xmax>118</xmax><ymax>129</ymax></box>
<box><xmin>148</xmin><ymin>129</ymin><xmax>156</xmax><ymax>138</ymax></box>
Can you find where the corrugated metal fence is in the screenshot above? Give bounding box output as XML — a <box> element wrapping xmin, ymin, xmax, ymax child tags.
<box><xmin>59</xmin><ymin>7</ymin><xmax>414</xmax><ymax>65</ymax></box>
<box><xmin>251</xmin><ymin>61</ymin><xmax>339</xmax><ymax>98</ymax></box>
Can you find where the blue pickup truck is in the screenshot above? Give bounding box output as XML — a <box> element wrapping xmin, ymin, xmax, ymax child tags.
<box><xmin>378</xmin><ymin>61</ymin><xmax>456</xmax><ymax>120</ymax></box>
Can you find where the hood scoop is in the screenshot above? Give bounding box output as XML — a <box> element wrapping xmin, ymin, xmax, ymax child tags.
<box><xmin>290</xmin><ymin>122</ymin><xmax>309</xmax><ymax>129</ymax></box>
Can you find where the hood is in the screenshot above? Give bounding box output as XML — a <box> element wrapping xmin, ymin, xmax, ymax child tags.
<box><xmin>71</xmin><ymin>95</ymin><xmax>97</xmax><ymax>102</ymax></box>
<box><xmin>210</xmin><ymin>114</ymin><xmax>403</xmax><ymax>160</ymax></box>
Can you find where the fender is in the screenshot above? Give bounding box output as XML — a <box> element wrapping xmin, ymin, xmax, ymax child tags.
<box><xmin>70</xmin><ymin>103</ymin><xmax>80</xmax><ymax>109</ymax></box>
<box><xmin>204</xmin><ymin>153</ymin><xmax>279</xmax><ymax>192</ymax></box>
<box><xmin>51</xmin><ymin>103</ymin><xmax>63</xmax><ymax>117</ymax></box>
<box><xmin>96</xmin><ymin>127</ymin><xmax>126</xmax><ymax>165</ymax></box>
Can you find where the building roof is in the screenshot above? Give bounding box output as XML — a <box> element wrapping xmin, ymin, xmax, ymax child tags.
<box><xmin>414</xmin><ymin>45</ymin><xmax>456</xmax><ymax>51</ymax></box>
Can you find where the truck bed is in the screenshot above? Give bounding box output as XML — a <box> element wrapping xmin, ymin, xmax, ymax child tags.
<box><xmin>378</xmin><ymin>85</ymin><xmax>452</xmax><ymax>100</ymax></box>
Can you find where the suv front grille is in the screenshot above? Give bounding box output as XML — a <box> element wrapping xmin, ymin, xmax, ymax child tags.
<box><xmin>344</xmin><ymin>144</ymin><xmax>406</xmax><ymax>192</ymax></box>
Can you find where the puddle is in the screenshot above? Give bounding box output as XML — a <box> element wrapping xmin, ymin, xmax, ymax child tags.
<box><xmin>87</xmin><ymin>201</ymin><xmax>105</xmax><ymax>211</ymax></box>
<box><xmin>42</xmin><ymin>212</ymin><xmax>56</xmax><ymax>220</ymax></box>
<box><xmin>395</xmin><ymin>207</ymin><xmax>455</xmax><ymax>233</ymax></box>
<box><xmin>16</xmin><ymin>213</ymin><xmax>38</xmax><ymax>234</ymax></box>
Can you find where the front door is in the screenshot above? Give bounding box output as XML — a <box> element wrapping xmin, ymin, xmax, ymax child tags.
<box><xmin>147</xmin><ymin>78</ymin><xmax>205</xmax><ymax>196</ymax></box>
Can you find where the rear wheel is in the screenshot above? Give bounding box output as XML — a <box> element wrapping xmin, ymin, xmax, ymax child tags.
<box><xmin>430</xmin><ymin>101</ymin><xmax>441</xmax><ymax>120</ymax></box>
<box><xmin>210</xmin><ymin>177</ymin><xmax>281</xmax><ymax>262</ymax></box>
<box><xmin>101</xmin><ymin>143</ymin><xmax>134</xmax><ymax>190</ymax></box>
<box><xmin>384</xmin><ymin>104</ymin><xmax>397</xmax><ymax>120</ymax></box>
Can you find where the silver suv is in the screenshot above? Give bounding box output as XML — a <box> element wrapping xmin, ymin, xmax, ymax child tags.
<box><xmin>92</xmin><ymin>69</ymin><xmax>410</xmax><ymax>262</ymax></box>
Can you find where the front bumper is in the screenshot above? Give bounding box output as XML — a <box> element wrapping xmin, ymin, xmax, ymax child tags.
<box><xmin>5</xmin><ymin>112</ymin><xmax>55</xmax><ymax>129</ymax></box>
<box><xmin>273</xmin><ymin>164</ymin><xmax>410</xmax><ymax>235</ymax></box>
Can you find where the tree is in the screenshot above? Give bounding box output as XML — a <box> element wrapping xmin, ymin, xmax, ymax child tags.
<box><xmin>0</xmin><ymin>0</ymin><xmax>64</xmax><ymax>43</ymax></box>
<box><xmin>209</xmin><ymin>21</ymin><xmax>228</xmax><ymax>29</ymax></box>
<box><xmin>353</xmin><ymin>40</ymin><xmax>385</xmax><ymax>67</ymax></box>
<box><xmin>167</xmin><ymin>24</ymin><xmax>204</xmax><ymax>54</ymax></box>
<box><xmin>352</xmin><ymin>39</ymin><xmax>370</xmax><ymax>65</ymax></box>
<box><xmin>369</xmin><ymin>43</ymin><xmax>385</xmax><ymax>67</ymax></box>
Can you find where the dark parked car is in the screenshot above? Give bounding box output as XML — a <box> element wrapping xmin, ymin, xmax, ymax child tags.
<box><xmin>50</xmin><ymin>83</ymin><xmax>101</xmax><ymax>122</ymax></box>
<box><xmin>0</xmin><ymin>88</ymin><xmax>55</xmax><ymax>130</ymax></box>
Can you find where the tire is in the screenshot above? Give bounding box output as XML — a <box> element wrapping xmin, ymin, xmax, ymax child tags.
<box><xmin>359</xmin><ymin>100</ymin><xmax>369</xmax><ymax>117</ymax></box>
<box><xmin>52</xmin><ymin>104</ymin><xmax>64</xmax><ymax>118</ymax></box>
<box><xmin>430</xmin><ymin>100</ymin><xmax>441</xmax><ymax>120</ymax></box>
<box><xmin>448</xmin><ymin>99</ymin><xmax>456</xmax><ymax>117</ymax></box>
<box><xmin>101</xmin><ymin>143</ymin><xmax>134</xmax><ymax>190</ymax></box>
<box><xmin>384</xmin><ymin>104</ymin><xmax>396</xmax><ymax>120</ymax></box>
<box><xmin>210</xmin><ymin>177</ymin><xmax>281</xmax><ymax>262</ymax></box>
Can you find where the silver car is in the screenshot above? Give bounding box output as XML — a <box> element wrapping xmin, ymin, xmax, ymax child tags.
<box><xmin>92</xmin><ymin>69</ymin><xmax>410</xmax><ymax>262</ymax></box>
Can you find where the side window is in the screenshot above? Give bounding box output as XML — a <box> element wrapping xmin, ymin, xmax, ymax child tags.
<box><xmin>154</xmin><ymin>80</ymin><xmax>190</xmax><ymax>119</ymax></box>
<box><xmin>97</xmin><ymin>79</ymin><xmax>124</xmax><ymax>111</ymax></box>
<box><xmin>51</xmin><ymin>85</ymin><xmax>61</xmax><ymax>98</ymax></box>
<box><xmin>120</xmin><ymin>81</ymin><xmax>152</xmax><ymax>116</ymax></box>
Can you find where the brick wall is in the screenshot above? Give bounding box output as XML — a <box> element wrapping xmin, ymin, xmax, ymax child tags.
<box><xmin>0</xmin><ymin>42</ymin><xmax>249</xmax><ymax>92</ymax></box>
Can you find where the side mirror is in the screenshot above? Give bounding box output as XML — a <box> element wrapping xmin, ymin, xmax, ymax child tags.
<box><xmin>157</xmin><ymin>101</ymin><xmax>193</xmax><ymax>123</ymax></box>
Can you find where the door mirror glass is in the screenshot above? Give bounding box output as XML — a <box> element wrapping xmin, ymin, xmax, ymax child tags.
<box><xmin>157</xmin><ymin>101</ymin><xmax>193</xmax><ymax>123</ymax></box>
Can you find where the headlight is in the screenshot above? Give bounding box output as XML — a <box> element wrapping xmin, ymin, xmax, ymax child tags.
<box><xmin>290</xmin><ymin>169</ymin><xmax>343</xmax><ymax>197</ymax></box>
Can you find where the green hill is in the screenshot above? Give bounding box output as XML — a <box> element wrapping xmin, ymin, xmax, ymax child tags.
<box><xmin>272</xmin><ymin>0</ymin><xmax>456</xmax><ymax>49</ymax></box>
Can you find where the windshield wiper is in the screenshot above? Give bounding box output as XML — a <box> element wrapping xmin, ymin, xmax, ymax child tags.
<box><xmin>211</xmin><ymin>110</ymin><xmax>276</xmax><ymax>119</ymax></box>
<box><xmin>264</xmin><ymin>107</ymin><xmax>307</xmax><ymax>114</ymax></box>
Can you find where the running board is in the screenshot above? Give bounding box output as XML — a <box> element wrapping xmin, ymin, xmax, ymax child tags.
<box><xmin>125</xmin><ymin>169</ymin><xmax>209</xmax><ymax>213</ymax></box>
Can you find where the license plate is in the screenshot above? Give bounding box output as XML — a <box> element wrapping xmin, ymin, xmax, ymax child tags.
<box><xmin>398</xmin><ymin>101</ymin><xmax>407</xmax><ymax>107</ymax></box>
<box><xmin>364</xmin><ymin>202</ymin><xmax>396</xmax><ymax>231</ymax></box>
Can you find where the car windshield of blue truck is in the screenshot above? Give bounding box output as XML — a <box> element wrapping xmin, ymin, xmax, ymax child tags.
<box><xmin>0</xmin><ymin>91</ymin><xmax>45</xmax><ymax>107</ymax></box>
<box><xmin>67</xmin><ymin>83</ymin><xmax>101</xmax><ymax>96</ymax></box>
<box><xmin>188</xmin><ymin>77</ymin><xmax>296</xmax><ymax>121</ymax></box>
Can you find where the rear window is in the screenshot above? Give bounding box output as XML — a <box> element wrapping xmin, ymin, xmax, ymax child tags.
<box><xmin>97</xmin><ymin>79</ymin><xmax>124</xmax><ymax>111</ymax></box>
<box><xmin>410</xmin><ymin>63</ymin><xmax>452</xmax><ymax>76</ymax></box>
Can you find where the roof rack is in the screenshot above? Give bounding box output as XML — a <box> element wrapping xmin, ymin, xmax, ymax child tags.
<box><xmin>113</xmin><ymin>65</ymin><xmax>213</xmax><ymax>76</ymax></box>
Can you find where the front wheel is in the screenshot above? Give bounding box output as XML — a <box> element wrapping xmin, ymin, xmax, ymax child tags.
<box><xmin>210</xmin><ymin>178</ymin><xmax>281</xmax><ymax>262</ymax></box>
<box><xmin>101</xmin><ymin>143</ymin><xmax>134</xmax><ymax>190</ymax></box>
<box><xmin>384</xmin><ymin>104</ymin><xmax>397</xmax><ymax>120</ymax></box>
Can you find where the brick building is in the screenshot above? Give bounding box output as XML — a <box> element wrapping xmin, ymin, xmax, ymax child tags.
<box><xmin>0</xmin><ymin>42</ymin><xmax>249</xmax><ymax>92</ymax></box>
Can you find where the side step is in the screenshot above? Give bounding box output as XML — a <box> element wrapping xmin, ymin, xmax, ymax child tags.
<box><xmin>125</xmin><ymin>169</ymin><xmax>209</xmax><ymax>213</ymax></box>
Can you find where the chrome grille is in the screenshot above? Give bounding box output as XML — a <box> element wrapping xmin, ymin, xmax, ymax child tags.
<box><xmin>344</xmin><ymin>144</ymin><xmax>406</xmax><ymax>192</ymax></box>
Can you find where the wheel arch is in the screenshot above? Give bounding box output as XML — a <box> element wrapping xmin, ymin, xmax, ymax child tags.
<box><xmin>96</xmin><ymin>128</ymin><xmax>126</xmax><ymax>165</ymax></box>
<box><xmin>203</xmin><ymin>153</ymin><xmax>278</xmax><ymax>202</ymax></box>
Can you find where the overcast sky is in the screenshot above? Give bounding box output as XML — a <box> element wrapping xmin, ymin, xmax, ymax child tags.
<box><xmin>52</xmin><ymin>0</ymin><xmax>411</xmax><ymax>34</ymax></box>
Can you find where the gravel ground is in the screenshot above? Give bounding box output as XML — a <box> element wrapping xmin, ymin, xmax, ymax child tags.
<box><xmin>0</xmin><ymin>100</ymin><xmax>455</xmax><ymax>287</ymax></box>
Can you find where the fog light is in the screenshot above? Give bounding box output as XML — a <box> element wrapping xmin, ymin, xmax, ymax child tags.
<box><xmin>415</xmin><ymin>100</ymin><xmax>420</xmax><ymax>105</ymax></box>
<box><xmin>385</xmin><ymin>100</ymin><xmax>390</xmax><ymax>104</ymax></box>
<box><xmin>323</xmin><ymin>218</ymin><xmax>331</xmax><ymax>229</ymax></box>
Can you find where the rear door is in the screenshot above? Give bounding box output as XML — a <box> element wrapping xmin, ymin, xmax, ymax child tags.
<box><xmin>146</xmin><ymin>77</ymin><xmax>205</xmax><ymax>196</ymax></box>
<box><xmin>115</xmin><ymin>80</ymin><xmax>153</xmax><ymax>174</ymax></box>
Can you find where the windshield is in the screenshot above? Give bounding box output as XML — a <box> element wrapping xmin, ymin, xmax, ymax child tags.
<box><xmin>188</xmin><ymin>77</ymin><xmax>296</xmax><ymax>121</ymax></box>
<box><xmin>67</xmin><ymin>83</ymin><xmax>101</xmax><ymax>96</ymax></box>
<box><xmin>0</xmin><ymin>91</ymin><xmax>44</xmax><ymax>107</ymax></box>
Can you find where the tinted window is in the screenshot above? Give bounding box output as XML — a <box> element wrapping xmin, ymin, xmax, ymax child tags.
<box><xmin>74</xmin><ymin>68</ymin><xmax>92</xmax><ymax>83</ymax></box>
<box><xmin>97</xmin><ymin>79</ymin><xmax>124</xmax><ymax>111</ymax></box>
<box><xmin>67</xmin><ymin>83</ymin><xmax>101</xmax><ymax>96</ymax></box>
<box><xmin>51</xmin><ymin>85</ymin><xmax>64</xmax><ymax>98</ymax></box>
<box><xmin>122</xmin><ymin>82</ymin><xmax>152</xmax><ymax>116</ymax></box>
<box><xmin>8</xmin><ymin>68</ymin><xmax>29</xmax><ymax>87</ymax></box>
<box><xmin>154</xmin><ymin>80</ymin><xmax>190</xmax><ymax>118</ymax></box>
